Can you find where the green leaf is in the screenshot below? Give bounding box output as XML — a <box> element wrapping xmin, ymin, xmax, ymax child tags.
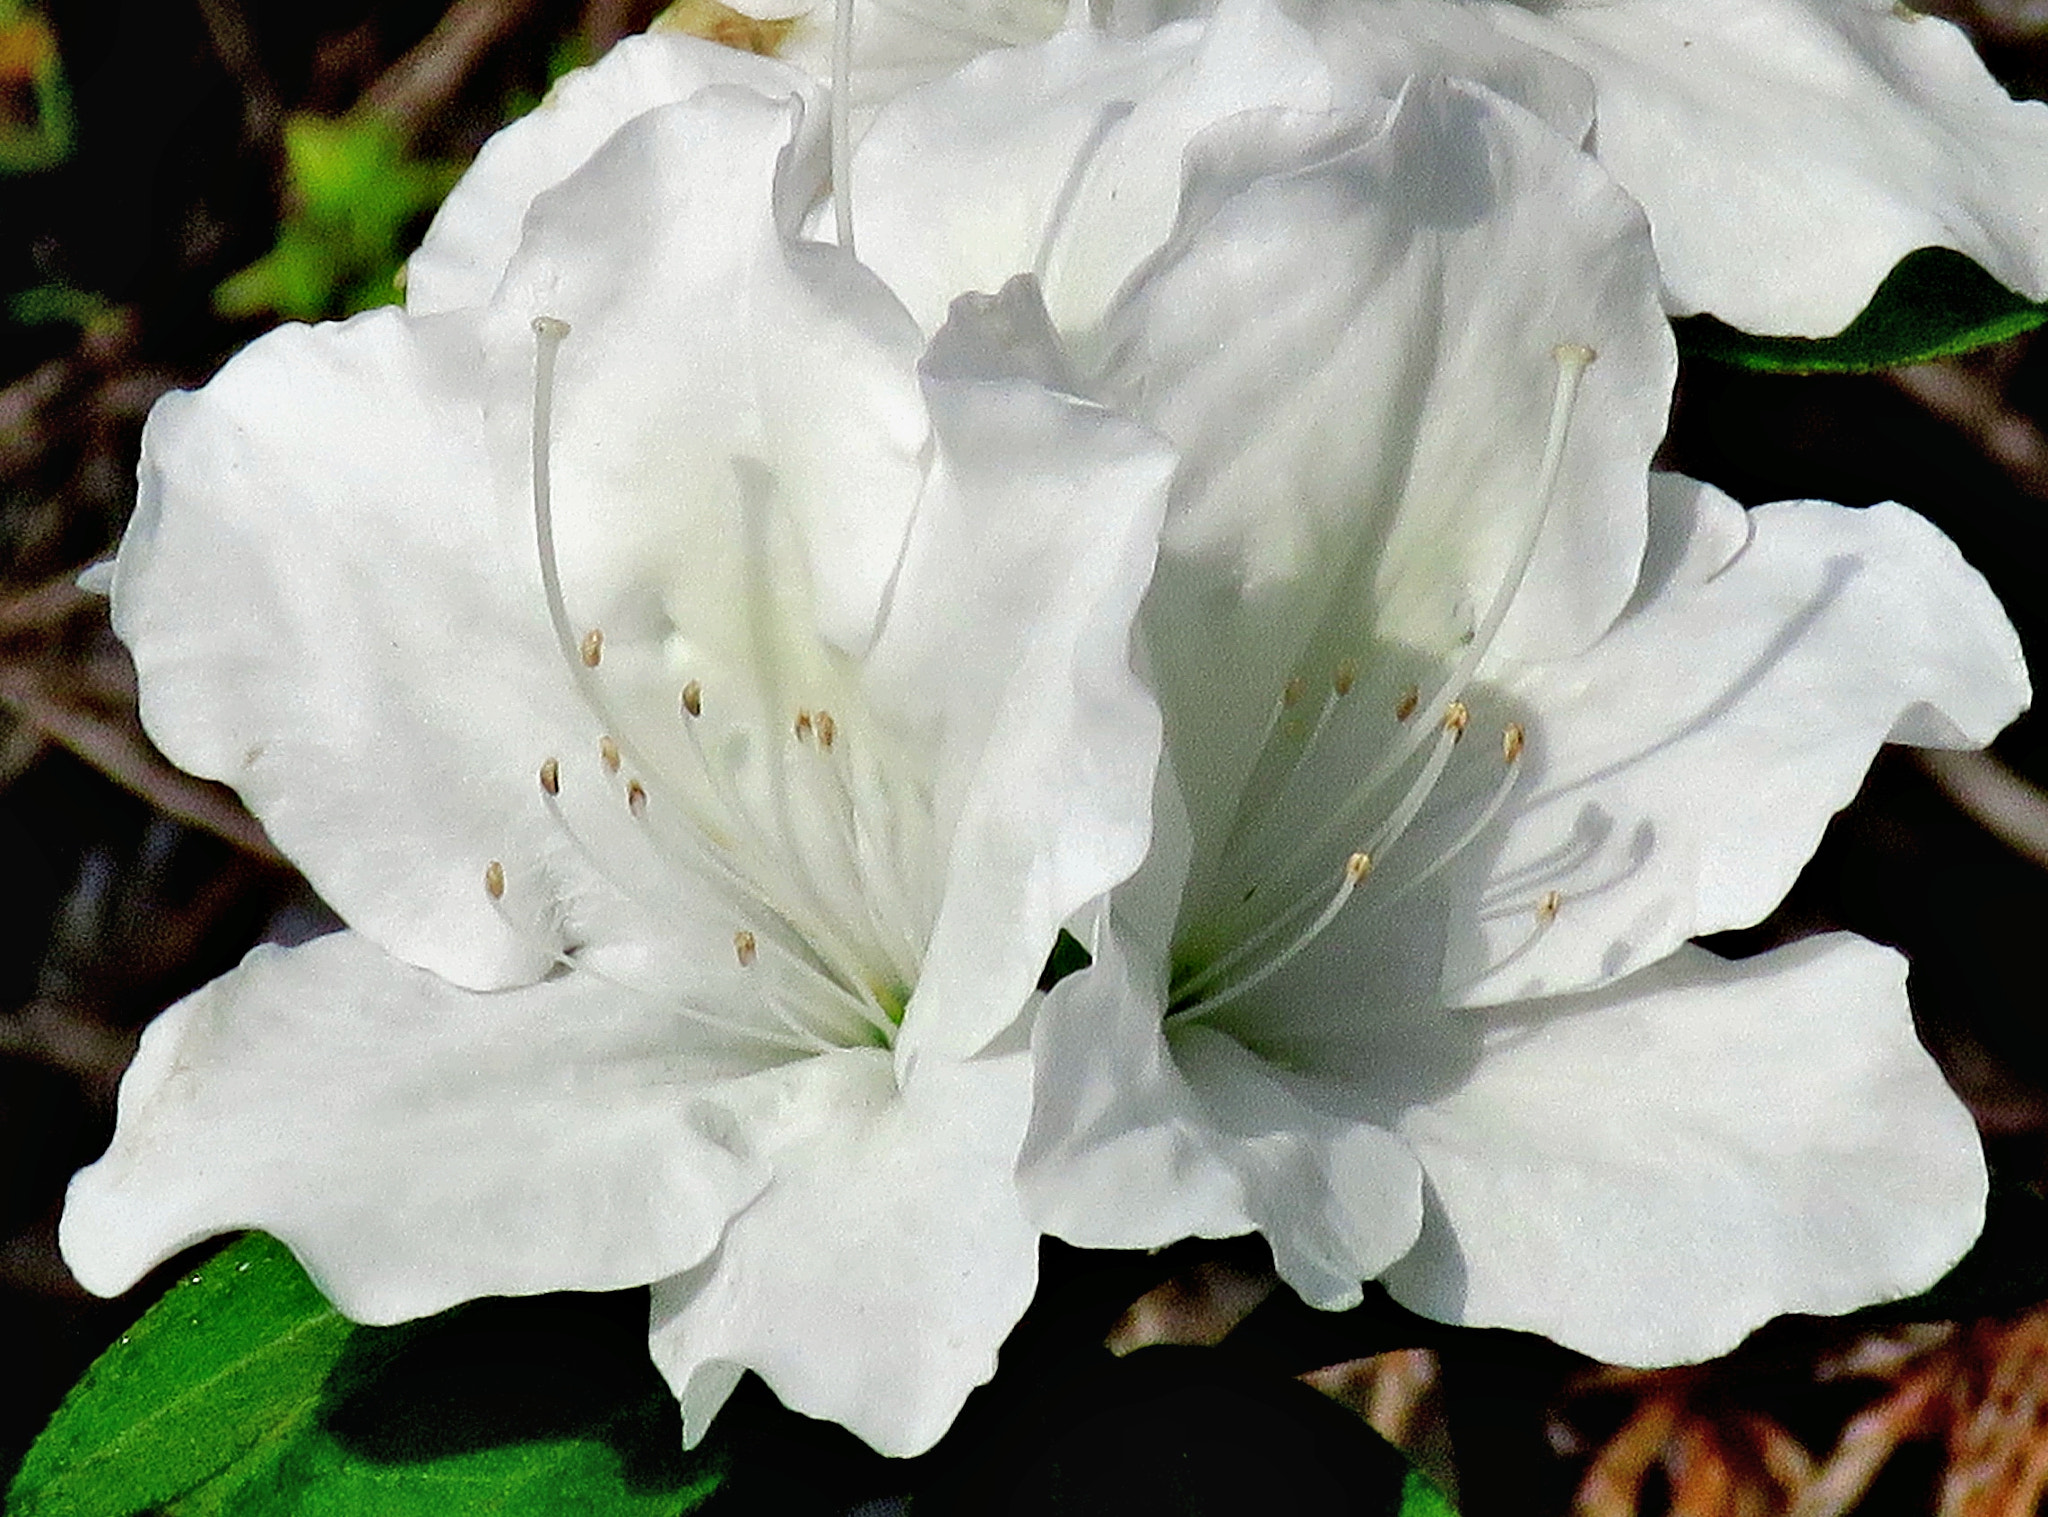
<box><xmin>215</xmin><ymin>114</ymin><xmax>461</xmax><ymax>322</ymax></box>
<box><xmin>8</xmin><ymin>1233</ymin><xmax>724</xmax><ymax>1516</ymax></box>
<box><xmin>1399</xmin><ymin>1468</ymin><xmax>1460</xmax><ymax>1517</ymax></box>
<box><xmin>1675</xmin><ymin>247</ymin><xmax>2048</xmax><ymax>373</ymax></box>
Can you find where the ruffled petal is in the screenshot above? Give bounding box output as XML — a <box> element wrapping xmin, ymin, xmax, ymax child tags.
<box><xmin>1021</xmin><ymin>909</ymin><xmax>1262</xmax><ymax>1250</ymax></box>
<box><xmin>115</xmin><ymin>309</ymin><xmax>578</xmax><ymax>991</ymax></box>
<box><xmin>406</xmin><ymin>33</ymin><xmax>819</xmax><ymax>317</ymax></box>
<box><xmin>1022</xmin><ymin>911</ymin><xmax>1426</xmax><ymax>1308</ymax></box>
<box><xmin>852</xmin><ymin>0</ymin><xmax>1331</xmax><ymax>336</ymax></box>
<box><xmin>647</xmin><ymin>1046</ymin><xmax>1039</xmax><ymax>1457</ymax></box>
<box><xmin>879</xmin><ymin>279</ymin><xmax>1177</xmax><ymax>1065</ymax></box>
<box><xmin>1477</xmin><ymin>0</ymin><xmax>2048</xmax><ymax>335</ymax></box>
<box><xmin>61</xmin><ymin>932</ymin><xmax>764</xmax><ymax>1323</ymax></box>
<box><xmin>1382</xmin><ymin>936</ymin><xmax>1987</xmax><ymax>1364</ymax></box>
<box><xmin>1447</xmin><ymin>480</ymin><xmax>2030</xmax><ymax>1006</ymax></box>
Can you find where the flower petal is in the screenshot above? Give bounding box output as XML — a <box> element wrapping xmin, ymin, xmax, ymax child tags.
<box><xmin>61</xmin><ymin>931</ymin><xmax>764</xmax><ymax>1322</ymax></box>
<box><xmin>722</xmin><ymin>0</ymin><xmax>1073</xmax><ymax>110</ymax></box>
<box><xmin>1118</xmin><ymin>75</ymin><xmax>1670</xmax><ymax>866</ymax></box>
<box><xmin>485</xmin><ymin>88</ymin><xmax>929</xmax><ymax>660</ymax></box>
<box><xmin>406</xmin><ymin>33</ymin><xmax>818</xmax><ymax>317</ymax></box>
<box><xmin>1021</xmin><ymin>910</ymin><xmax>1426</xmax><ymax>1309</ymax></box>
<box><xmin>1381</xmin><ymin>936</ymin><xmax>1987</xmax><ymax>1364</ymax></box>
<box><xmin>115</xmin><ymin>309</ymin><xmax>577</xmax><ymax>990</ymax></box>
<box><xmin>1477</xmin><ymin>0</ymin><xmax>2048</xmax><ymax>335</ymax></box>
<box><xmin>852</xmin><ymin>0</ymin><xmax>1331</xmax><ymax>336</ymax></box>
<box><xmin>879</xmin><ymin>279</ymin><xmax>1177</xmax><ymax>1065</ymax></box>
<box><xmin>647</xmin><ymin>1046</ymin><xmax>1039</xmax><ymax>1457</ymax></box>
<box><xmin>1448</xmin><ymin>481</ymin><xmax>2030</xmax><ymax>1005</ymax></box>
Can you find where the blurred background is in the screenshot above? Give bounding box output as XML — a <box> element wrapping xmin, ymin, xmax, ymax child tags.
<box><xmin>7</xmin><ymin>2</ymin><xmax>2048</xmax><ymax>1512</ymax></box>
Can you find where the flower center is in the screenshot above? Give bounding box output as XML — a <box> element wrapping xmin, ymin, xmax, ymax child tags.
<box><xmin>482</xmin><ymin>316</ymin><xmax>934</xmax><ymax>1061</ymax></box>
<box><xmin>1164</xmin><ymin>343</ymin><xmax>1595</xmax><ymax>1024</ymax></box>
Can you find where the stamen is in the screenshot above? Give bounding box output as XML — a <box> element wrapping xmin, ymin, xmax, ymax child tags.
<box><xmin>1395</xmin><ymin>685</ymin><xmax>1419</xmax><ymax>722</ymax></box>
<box><xmin>795</xmin><ymin>710</ymin><xmax>814</xmax><ymax>743</ymax></box>
<box><xmin>1442</xmin><ymin>701</ymin><xmax>1469</xmax><ymax>739</ymax></box>
<box><xmin>1502</xmin><ymin>722</ymin><xmax>1524</xmax><ymax>764</ymax></box>
<box><xmin>1283</xmin><ymin>675</ymin><xmax>1307</xmax><ymax>707</ymax></box>
<box><xmin>681</xmin><ymin>680</ymin><xmax>703</xmax><ymax>718</ymax></box>
<box><xmin>627</xmin><ymin>779</ymin><xmax>648</xmax><ymax>817</ymax></box>
<box><xmin>580</xmin><ymin>628</ymin><xmax>604</xmax><ymax>668</ymax></box>
<box><xmin>1247</xmin><ymin>343</ymin><xmax>1597</xmax><ymax>892</ymax></box>
<box><xmin>484</xmin><ymin>860</ymin><xmax>505</xmax><ymax>900</ymax></box>
<box><xmin>1171</xmin><ymin>847</ymin><xmax>1380</xmax><ymax>1023</ymax></box>
<box><xmin>815</xmin><ymin>710</ymin><xmax>837</xmax><ymax>750</ymax></box>
<box><xmin>830</xmin><ymin>0</ymin><xmax>855</xmax><ymax>256</ymax></box>
<box><xmin>1536</xmin><ymin>889</ymin><xmax>1562</xmax><ymax>923</ymax></box>
<box><xmin>735</xmin><ymin>929</ymin><xmax>758</xmax><ymax>968</ymax></box>
<box><xmin>1334</xmin><ymin>660</ymin><xmax>1357</xmax><ymax>697</ymax></box>
<box><xmin>539</xmin><ymin>757</ymin><xmax>561</xmax><ymax>796</ymax></box>
<box><xmin>600</xmin><ymin>735</ymin><xmax>621</xmax><ymax>773</ymax></box>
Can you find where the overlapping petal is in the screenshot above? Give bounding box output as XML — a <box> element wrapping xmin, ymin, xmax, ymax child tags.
<box><xmin>79</xmin><ymin>49</ymin><xmax>1176</xmax><ymax>1457</ymax></box>
<box><xmin>649</xmin><ymin>1046</ymin><xmax>1039</xmax><ymax>1456</ymax></box>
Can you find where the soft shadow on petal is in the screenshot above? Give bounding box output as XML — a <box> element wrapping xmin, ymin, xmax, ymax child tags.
<box><xmin>648</xmin><ymin>1047</ymin><xmax>1040</xmax><ymax>1458</ymax></box>
<box><xmin>1450</xmin><ymin>483</ymin><xmax>2030</xmax><ymax>1005</ymax></box>
<box><xmin>1382</xmin><ymin>936</ymin><xmax>1988</xmax><ymax>1365</ymax></box>
<box><xmin>1479</xmin><ymin>0</ymin><xmax>2048</xmax><ymax>334</ymax></box>
<box><xmin>61</xmin><ymin>931</ymin><xmax>765</xmax><ymax>1323</ymax></box>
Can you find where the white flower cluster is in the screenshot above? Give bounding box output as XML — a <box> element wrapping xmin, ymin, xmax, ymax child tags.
<box><xmin>62</xmin><ymin>0</ymin><xmax>2037</xmax><ymax>1458</ymax></box>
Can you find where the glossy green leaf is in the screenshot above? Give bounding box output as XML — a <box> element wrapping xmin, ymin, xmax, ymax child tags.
<box><xmin>1676</xmin><ymin>247</ymin><xmax>2048</xmax><ymax>373</ymax></box>
<box><xmin>7</xmin><ymin>1233</ymin><xmax>724</xmax><ymax>1516</ymax></box>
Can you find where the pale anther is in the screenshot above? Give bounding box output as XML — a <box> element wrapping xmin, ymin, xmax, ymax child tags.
<box><xmin>1536</xmin><ymin>889</ymin><xmax>1562</xmax><ymax>923</ymax></box>
<box><xmin>580</xmin><ymin>628</ymin><xmax>604</xmax><ymax>668</ymax></box>
<box><xmin>681</xmin><ymin>680</ymin><xmax>703</xmax><ymax>718</ymax></box>
<box><xmin>815</xmin><ymin>710</ymin><xmax>837</xmax><ymax>750</ymax></box>
<box><xmin>1395</xmin><ymin>685</ymin><xmax>1420</xmax><ymax>722</ymax></box>
<box><xmin>795</xmin><ymin>710</ymin><xmax>814</xmax><ymax>742</ymax></box>
<box><xmin>1283</xmin><ymin>675</ymin><xmax>1307</xmax><ymax>708</ymax></box>
<box><xmin>1552</xmin><ymin>342</ymin><xmax>1598</xmax><ymax>368</ymax></box>
<box><xmin>539</xmin><ymin>757</ymin><xmax>560</xmax><ymax>795</ymax></box>
<box><xmin>599</xmin><ymin>735</ymin><xmax>621</xmax><ymax>773</ymax></box>
<box><xmin>627</xmin><ymin>779</ymin><xmax>647</xmax><ymax>817</ymax></box>
<box><xmin>734</xmin><ymin>929</ymin><xmax>758</xmax><ymax>968</ymax></box>
<box><xmin>1502</xmin><ymin>723</ymin><xmax>1525</xmax><ymax>764</ymax></box>
<box><xmin>1334</xmin><ymin>660</ymin><xmax>1357</xmax><ymax>697</ymax></box>
<box><xmin>1345</xmin><ymin>850</ymin><xmax>1374</xmax><ymax>886</ymax></box>
<box><xmin>1442</xmin><ymin>701</ymin><xmax>1470</xmax><ymax>738</ymax></box>
<box><xmin>484</xmin><ymin>860</ymin><xmax>506</xmax><ymax>900</ymax></box>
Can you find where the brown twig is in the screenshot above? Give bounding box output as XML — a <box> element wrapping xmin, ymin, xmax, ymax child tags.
<box><xmin>361</xmin><ymin>0</ymin><xmax>542</xmax><ymax>142</ymax></box>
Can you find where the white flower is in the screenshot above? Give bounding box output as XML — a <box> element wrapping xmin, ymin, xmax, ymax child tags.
<box><xmin>1279</xmin><ymin>0</ymin><xmax>2048</xmax><ymax>337</ymax></box>
<box><xmin>718</xmin><ymin>0</ymin><xmax>2048</xmax><ymax>337</ymax></box>
<box><xmin>844</xmin><ymin>2</ymin><xmax>2031</xmax><ymax>1360</ymax></box>
<box><xmin>58</xmin><ymin>38</ymin><xmax>1176</xmax><ymax>1456</ymax></box>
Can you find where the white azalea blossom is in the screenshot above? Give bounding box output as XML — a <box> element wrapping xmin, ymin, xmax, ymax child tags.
<box><xmin>843</xmin><ymin>2</ymin><xmax>2031</xmax><ymax>1360</ymax></box>
<box><xmin>59</xmin><ymin>38</ymin><xmax>1177</xmax><ymax>1457</ymax></box>
<box><xmin>722</xmin><ymin>0</ymin><xmax>2048</xmax><ymax>337</ymax></box>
